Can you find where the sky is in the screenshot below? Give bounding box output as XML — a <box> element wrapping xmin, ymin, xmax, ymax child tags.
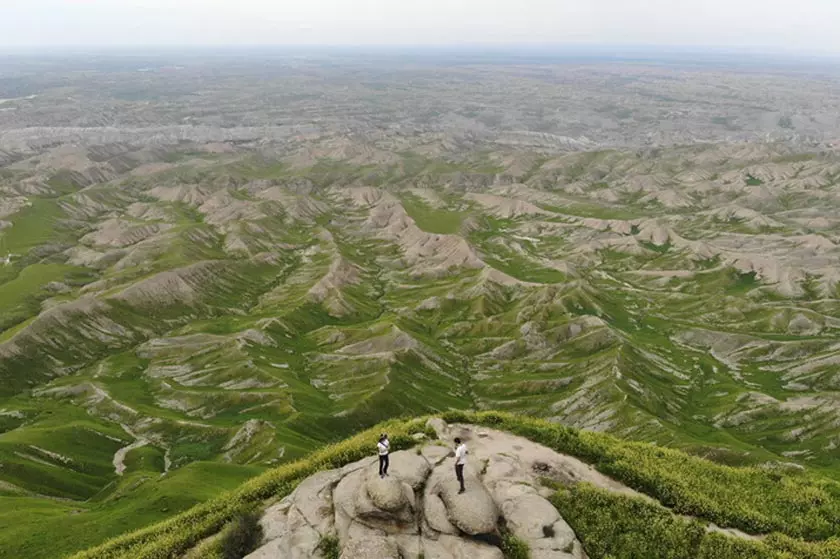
<box><xmin>2</xmin><ymin>0</ymin><xmax>840</xmax><ymax>54</ymax></box>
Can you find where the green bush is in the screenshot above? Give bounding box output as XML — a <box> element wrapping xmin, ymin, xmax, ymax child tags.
<box><xmin>763</xmin><ymin>533</ymin><xmax>840</xmax><ymax>559</ymax></box>
<box><xmin>182</xmin><ymin>534</ymin><xmax>225</xmax><ymax>559</ymax></box>
<box><xmin>500</xmin><ymin>527</ymin><xmax>531</xmax><ymax>559</ymax></box>
<box><xmin>551</xmin><ymin>484</ymin><xmax>790</xmax><ymax>559</ymax></box>
<box><xmin>550</xmin><ymin>483</ymin><xmax>840</xmax><ymax>559</ymax></box>
<box><xmin>219</xmin><ymin>512</ymin><xmax>263</xmax><ymax>559</ymax></box>
<box><xmin>316</xmin><ymin>534</ymin><xmax>341</xmax><ymax>559</ymax></box>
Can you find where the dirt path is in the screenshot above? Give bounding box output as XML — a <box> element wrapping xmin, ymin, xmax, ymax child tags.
<box><xmin>113</xmin><ymin>425</ymin><xmax>149</xmax><ymax>476</ymax></box>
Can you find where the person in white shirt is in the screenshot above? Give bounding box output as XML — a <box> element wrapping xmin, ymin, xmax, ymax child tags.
<box><xmin>377</xmin><ymin>433</ymin><xmax>390</xmax><ymax>478</ymax></box>
<box><xmin>454</xmin><ymin>437</ymin><xmax>467</xmax><ymax>493</ymax></box>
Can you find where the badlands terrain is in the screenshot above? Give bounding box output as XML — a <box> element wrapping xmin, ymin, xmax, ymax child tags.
<box><xmin>1</xmin><ymin>50</ymin><xmax>840</xmax><ymax>556</ymax></box>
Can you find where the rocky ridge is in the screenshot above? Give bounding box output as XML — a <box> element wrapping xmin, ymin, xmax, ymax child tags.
<box><xmin>245</xmin><ymin>418</ymin><xmax>642</xmax><ymax>559</ymax></box>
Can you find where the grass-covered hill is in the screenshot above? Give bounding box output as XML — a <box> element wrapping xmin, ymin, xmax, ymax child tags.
<box><xmin>2</xmin><ymin>141</ymin><xmax>840</xmax><ymax>556</ymax></box>
<box><xmin>68</xmin><ymin>412</ymin><xmax>840</xmax><ymax>559</ymax></box>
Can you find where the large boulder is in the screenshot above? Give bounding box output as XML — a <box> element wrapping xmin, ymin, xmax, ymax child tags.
<box><xmin>500</xmin><ymin>491</ymin><xmax>562</xmax><ymax>538</ymax></box>
<box><xmin>367</xmin><ymin>475</ymin><xmax>412</xmax><ymax>512</ymax></box>
<box><xmin>483</xmin><ymin>449</ymin><xmax>584</xmax><ymax>559</ymax></box>
<box><xmin>788</xmin><ymin>313</ymin><xmax>821</xmax><ymax>335</ymax></box>
<box><xmin>286</xmin><ymin>468</ymin><xmax>343</xmax><ymax>533</ymax></box>
<box><xmin>422</xmin><ymin>534</ymin><xmax>505</xmax><ymax>559</ymax></box>
<box><xmin>388</xmin><ymin>450</ymin><xmax>432</xmax><ymax>490</ymax></box>
<box><xmin>334</xmin><ymin>467</ymin><xmax>417</xmax><ymax>537</ymax></box>
<box><xmin>339</xmin><ymin>536</ymin><xmax>400</xmax><ymax>558</ymax></box>
<box><xmin>394</xmin><ymin>534</ymin><xmax>423</xmax><ymax>559</ymax></box>
<box><xmin>259</xmin><ymin>498</ymin><xmax>292</xmax><ymax>543</ymax></box>
<box><xmin>340</xmin><ymin>523</ymin><xmax>424</xmax><ymax>559</ymax></box>
<box><xmin>427</xmin><ymin>458</ymin><xmax>499</xmax><ymax>536</ymax></box>
<box><xmin>423</xmin><ymin>493</ymin><xmax>459</xmax><ymax>535</ymax></box>
<box><xmin>246</xmin><ymin>468</ymin><xmax>345</xmax><ymax>558</ymax></box>
<box><xmin>531</xmin><ymin>531</ymin><xmax>587</xmax><ymax>559</ymax></box>
<box><xmin>426</xmin><ymin>417</ymin><xmax>449</xmax><ymax>439</ymax></box>
<box><xmin>359</xmin><ymin>476</ymin><xmax>417</xmax><ymax>530</ymax></box>
<box><xmin>245</xmin><ymin>501</ymin><xmax>321</xmax><ymax>559</ymax></box>
<box><xmin>499</xmin><ymin>489</ymin><xmax>583</xmax><ymax>558</ymax></box>
<box><xmin>333</xmin><ymin>469</ymin><xmax>369</xmax><ymax>539</ymax></box>
<box><xmin>244</xmin><ymin>534</ymin><xmax>320</xmax><ymax>559</ymax></box>
<box><xmin>441</xmin><ymin>484</ymin><xmax>498</xmax><ymax>536</ymax></box>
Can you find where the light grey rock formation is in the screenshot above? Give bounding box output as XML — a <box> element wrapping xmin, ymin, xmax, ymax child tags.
<box><xmin>424</xmin><ymin>492</ymin><xmax>459</xmax><ymax>535</ymax></box>
<box><xmin>245</xmin><ymin>468</ymin><xmax>344</xmax><ymax>559</ymax></box>
<box><xmin>423</xmin><ymin>534</ymin><xmax>505</xmax><ymax>559</ymax></box>
<box><xmin>426</xmin><ymin>417</ymin><xmax>450</xmax><ymax>439</ymax></box>
<box><xmin>428</xmin><ymin>457</ymin><xmax>498</xmax><ymax>535</ymax></box>
<box><xmin>340</xmin><ymin>524</ymin><xmax>400</xmax><ymax>559</ymax></box>
<box><xmin>388</xmin><ymin>449</ymin><xmax>433</xmax><ymax>489</ymax></box>
<box><xmin>247</xmin><ymin>420</ymin><xmax>590</xmax><ymax>559</ymax></box>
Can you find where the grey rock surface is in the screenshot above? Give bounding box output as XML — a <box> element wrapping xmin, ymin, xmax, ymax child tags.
<box><xmin>247</xmin><ymin>420</ymin><xmax>595</xmax><ymax>559</ymax></box>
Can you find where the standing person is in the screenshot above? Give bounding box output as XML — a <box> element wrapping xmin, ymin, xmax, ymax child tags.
<box><xmin>454</xmin><ymin>437</ymin><xmax>467</xmax><ymax>494</ymax></box>
<box><xmin>378</xmin><ymin>433</ymin><xmax>390</xmax><ymax>478</ymax></box>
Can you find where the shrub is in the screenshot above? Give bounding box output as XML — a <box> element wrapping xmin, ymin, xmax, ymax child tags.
<box><xmin>763</xmin><ymin>533</ymin><xmax>840</xmax><ymax>559</ymax></box>
<box><xmin>498</xmin><ymin>519</ymin><xmax>530</xmax><ymax>559</ymax></box>
<box><xmin>316</xmin><ymin>534</ymin><xmax>341</xmax><ymax>559</ymax></box>
<box><xmin>551</xmin><ymin>484</ymin><xmax>706</xmax><ymax>559</ymax></box>
<box><xmin>182</xmin><ymin>533</ymin><xmax>225</xmax><ymax>559</ymax></box>
<box><xmin>219</xmin><ymin>512</ymin><xmax>263</xmax><ymax>559</ymax></box>
<box><xmin>548</xmin><ymin>483</ymin><xmax>840</xmax><ymax>559</ymax></box>
<box><xmin>500</xmin><ymin>532</ymin><xmax>530</xmax><ymax>559</ymax></box>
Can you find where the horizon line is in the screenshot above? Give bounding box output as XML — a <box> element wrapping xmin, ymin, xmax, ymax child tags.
<box><xmin>1</xmin><ymin>42</ymin><xmax>839</xmax><ymax>57</ymax></box>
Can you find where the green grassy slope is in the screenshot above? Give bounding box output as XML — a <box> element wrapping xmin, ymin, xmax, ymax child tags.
<box><xmin>2</xmin><ymin>143</ymin><xmax>840</xmax><ymax>555</ymax></box>
<box><xmin>68</xmin><ymin>412</ymin><xmax>840</xmax><ymax>559</ymax></box>
<box><xmin>0</xmin><ymin>461</ymin><xmax>261</xmax><ymax>558</ymax></box>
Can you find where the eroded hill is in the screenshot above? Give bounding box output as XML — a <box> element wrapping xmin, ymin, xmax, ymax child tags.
<box><xmin>2</xmin><ymin>140</ymin><xmax>840</xmax><ymax>556</ymax></box>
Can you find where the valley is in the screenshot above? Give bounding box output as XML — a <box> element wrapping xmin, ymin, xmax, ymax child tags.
<box><xmin>1</xmin><ymin>51</ymin><xmax>840</xmax><ymax>557</ymax></box>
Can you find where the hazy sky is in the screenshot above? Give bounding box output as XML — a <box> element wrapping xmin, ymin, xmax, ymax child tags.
<box><xmin>3</xmin><ymin>0</ymin><xmax>840</xmax><ymax>54</ymax></box>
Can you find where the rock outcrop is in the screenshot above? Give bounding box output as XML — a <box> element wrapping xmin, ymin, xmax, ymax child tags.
<box><xmin>246</xmin><ymin>420</ymin><xmax>590</xmax><ymax>559</ymax></box>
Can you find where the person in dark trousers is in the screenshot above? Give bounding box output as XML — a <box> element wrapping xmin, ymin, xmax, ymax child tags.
<box><xmin>378</xmin><ymin>433</ymin><xmax>390</xmax><ymax>478</ymax></box>
<box><xmin>454</xmin><ymin>437</ymin><xmax>467</xmax><ymax>493</ymax></box>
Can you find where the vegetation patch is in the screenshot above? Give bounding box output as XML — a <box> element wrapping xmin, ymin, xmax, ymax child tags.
<box><xmin>550</xmin><ymin>483</ymin><xmax>840</xmax><ymax>559</ymax></box>
<box><xmin>500</xmin><ymin>524</ymin><xmax>531</xmax><ymax>559</ymax></box>
<box><xmin>219</xmin><ymin>511</ymin><xmax>263</xmax><ymax>559</ymax></box>
<box><xmin>316</xmin><ymin>534</ymin><xmax>341</xmax><ymax>559</ymax></box>
<box><xmin>745</xmin><ymin>174</ymin><xmax>764</xmax><ymax>186</ymax></box>
<box><xmin>400</xmin><ymin>194</ymin><xmax>466</xmax><ymax>234</ymax></box>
